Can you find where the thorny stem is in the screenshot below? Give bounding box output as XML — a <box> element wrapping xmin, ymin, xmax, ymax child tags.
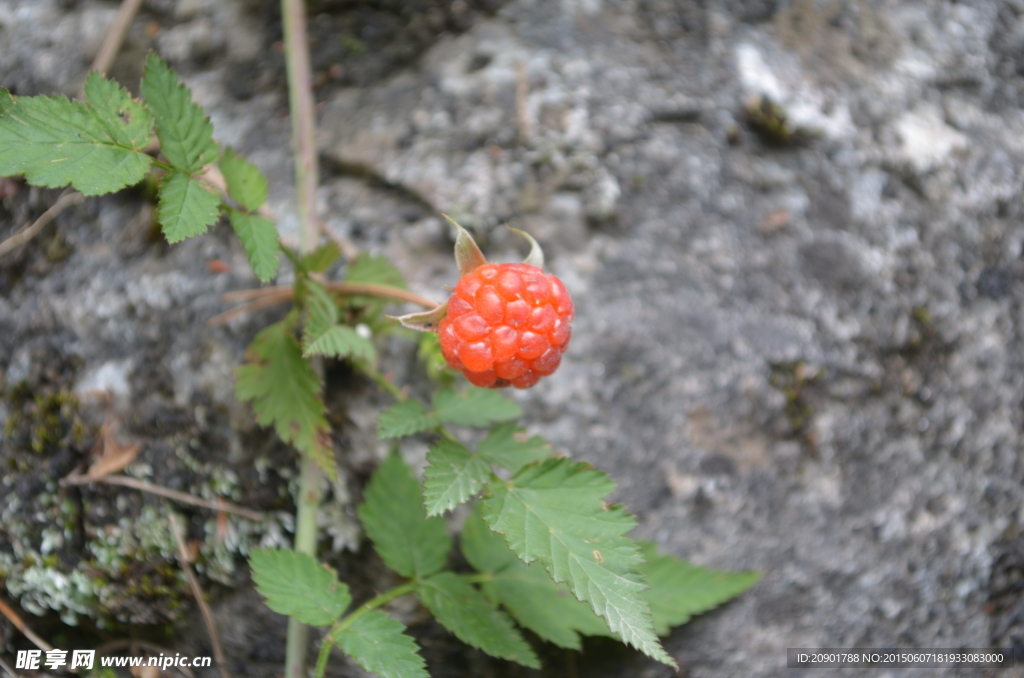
<box><xmin>281</xmin><ymin>0</ymin><xmax>323</xmax><ymax>676</ymax></box>
<box><xmin>312</xmin><ymin>582</ymin><xmax>417</xmax><ymax>678</ymax></box>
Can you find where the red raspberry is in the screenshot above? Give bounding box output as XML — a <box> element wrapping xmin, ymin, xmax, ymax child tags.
<box><xmin>438</xmin><ymin>262</ymin><xmax>574</xmax><ymax>388</ymax></box>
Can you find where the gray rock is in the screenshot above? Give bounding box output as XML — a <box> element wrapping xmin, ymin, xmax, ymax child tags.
<box><xmin>3</xmin><ymin>0</ymin><xmax>1024</xmax><ymax>676</ymax></box>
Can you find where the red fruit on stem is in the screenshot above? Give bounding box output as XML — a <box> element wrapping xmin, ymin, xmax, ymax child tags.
<box><xmin>438</xmin><ymin>262</ymin><xmax>573</xmax><ymax>388</ymax></box>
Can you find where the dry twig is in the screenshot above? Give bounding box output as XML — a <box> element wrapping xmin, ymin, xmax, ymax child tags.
<box><xmin>209</xmin><ymin>281</ymin><xmax>439</xmax><ymax>326</ymax></box>
<box><xmin>0</xmin><ymin>598</ymin><xmax>52</xmax><ymax>652</ymax></box>
<box><xmin>516</xmin><ymin>61</ymin><xmax>531</xmax><ymax>143</ymax></box>
<box><xmin>0</xmin><ymin>655</ymin><xmax>24</xmax><ymax>678</ymax></box>
<box><xmin>0</xmin><ymin>190</ymin><xmax>84</xmax><ymax>259</ymax></box>
<box><xmin>89</xmin><ymin>0</ymin><xmax>145</xmax><ymax>78</ymax></box>
<box><xmin>60</xmin><ymin>473</ymin><xmax>264</xmax><ymax>522</ymax></box>
<box><xmin>169</xmin><ymin>514</ymin><xmax>231</xmax><ymax>678</ymax></box>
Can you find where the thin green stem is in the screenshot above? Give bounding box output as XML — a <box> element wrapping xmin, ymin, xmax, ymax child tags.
<box><xmin>311</xmin><ymin>582</ymin><xmax>417</xmax><ymax>678</ymax></box>
<box><xmin>280</xmin><ymin>0</ymin><xmax>323</xmax><ymax>675</ymax></box>
<box><xmin>359</xmin><ymin>362</ymin><xmax>408</xmax><ymax>401</ymax></box>
<box><xmin>281</xmin><ymin>0</ymin><xmax>319</xmax><ymax>254</ymax></box>
<box><xmin>463</xmin><ymin>572</ymin><xmax>494</xmax><ymax>585</ymax></box>
<box><xmin>287</xmin><ymin>454</ymin><xmax>324</xmax><ymax>678</ymax></box>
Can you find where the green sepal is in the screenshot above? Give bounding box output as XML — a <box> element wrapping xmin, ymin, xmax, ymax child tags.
<box><xmin>391</xmin><ymin>301</ymin><xmax>447</xmax><ymax>333</ymax></box>
<box><xmin>509</xmin><ymin>227</ymin><xmax>544</xmax><ymax>269</ymax></box>
<box><xmin>443</xmin><ymin>214</ymin><xmax>487</xmax><ymax>277</ymax></box>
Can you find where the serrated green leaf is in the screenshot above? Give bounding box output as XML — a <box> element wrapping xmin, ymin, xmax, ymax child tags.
<box><xmin>306</xmin><ymin>326</ymin><xmax>377</xmax><ymax>363</ymax></box>
<box><xmin>0</xmin><ymin>89</ymin><xmax>151</xmax><ymax>195</ymax></box>
<box><xmin>423</xmin><ymin>440</ymin><xmax>491</xmax><ymax>516</ymax></box>
<box><xmin>432</xmin><ymin>387</ymin><xmax>522</xmax><ymax>428</ymax></box>
<box><xmin>376</xmin><ymin>400</ymin><xmax>438</xmax><ymax>440</ymax></box>
<box><xmin>235</xmin><ymin>316</ymin><xmax>336</xmax><ymax>480</ymax></box>
<box><xmin>331</xmin><ymin>611</ymin><xmax>428</xmax><ymax>678</ymax></box>
<box><xmin>302</xmin><ymin>241</ymin><xmax>343</xmax><ymax>273</ymax></box>
<box><xmin>477</xmin><ymin>423</ymin><xmax>551</xmax><ymax>472</ymax></box>
<box><xmin>250</xmin><ymin>548</ymin><xmax>350</xmax><ymax>626</ymax></box>
<box><xmin>481</xmin><ymin>458</ymin><xmax>675</xmax><ymax>667</ymax></box>
<box><xmin>462</xmin><ymin>508</ymin><xmax>609</xmax><ymax>650</ymax></box>
<box><xmin>638</xmin><ymin>541</ymin><xmax>760</xmax><ymax>635</ymax></box>
<box><xmin>303</xmin><ymin>279</ymin><xmax>338</xmax><ymax>342</ymax></box>
<box><xmin>415</xmin><ymin>572</ymin><xmax>539</xmax><ymax>668</ymax></box>
<box><xmin>357</xmin><ymin>454</ymin><xmax>450</xmax><ymax>578</ymax></box>
<box><xmin>141</xmin><ymin>52</ymin><xmax>218</xmax><ymax>173</ymax></box>
<box><xmin>219</xmin><ymin>147</ymin><xmax>267</xmax><ymax>211</ymax></box>
<box><xmin>229</xmin><ymin>212</ymin><xmax>279</xmax><ymax>282</ymax></box>
<box><xmin>157</xmin><ymin>171</ymin><xmax>220</xmax><ymax>243</ymax></box>
<box><xmin>345</xmin><ymin>253</ymin><xmax>407</xmax><ymax>289</ymax></box>
<box><xmin>301</xmin><ymin>280</ymin><xmax>376</xmax><ymax>362</ymax></box>
<box><xmin>83</xmin><ymin>72</ymin><xmax>152</xmax><ymax>150</ymax></box>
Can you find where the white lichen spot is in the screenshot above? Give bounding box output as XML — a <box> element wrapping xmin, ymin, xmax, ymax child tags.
<box><xmin>894</xmin><ymin>104</ymin><xmax>968</xmax><ymax>173</ymax></box>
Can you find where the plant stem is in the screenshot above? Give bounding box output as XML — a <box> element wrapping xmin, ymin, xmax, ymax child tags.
<box><xmin>286</xmin><ymin>455</ymin><xmax>324</xmax><ymax>678</ymax></box>
<box><xmin>281</xmin><ymin>0</ymin><xmax>323</xmax><ymax>676</ymax></box>
<box><xmin>359</xmin><ymin>362</ymin><xmax>408</xmax><ymax>401</ymax></box>
<box><xmin>312</xmin><ymin>582</ymin><xmax>417</xmax><ymax>678</ymax></box>
<box><xmin>281</xmin><ymin>0</ymin><xmax>319</xmax><ymax>254</ymax></box>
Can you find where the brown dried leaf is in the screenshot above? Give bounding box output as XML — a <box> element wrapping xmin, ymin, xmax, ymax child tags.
<box><xmin>87</xmin><ymin>418</ymin><xmax>143</xmax><ymax>480</ymax></box>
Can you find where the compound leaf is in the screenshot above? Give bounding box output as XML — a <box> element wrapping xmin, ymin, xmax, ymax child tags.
<box><xmin>481</xmin><ymin>458</ymin><xmax>675</xmax><ymax>667</ymax></box>
<box><xmin>415</xmin><ymin>572</ymin><xmax>539</xmax><ymax>668</ymax></box>
<box><xmin>462</xmin><ymin>508</ymin><xmax>609</xmax><ymax>650</ymax></box>
<box><xmin>229</xmin><ymin>212</ymin><xmax>279</xmax><ymax>282</ymax></box>
<box><xmin>433</xmin><ymin>387</ymin><xmax>522</xmax><ymax>428</ymax></box>
<box><xmin>157</xmin><ymin>170</ymin><xmax>220</xmax><ymax>243</ymax></box>
<box><xmin>357</xmin><ymin>453</ymin><xmax>450</xmax><ymax>579</ymax></box>
<box><xmin>477</xmin><ymin>423</ymin><xmax>551</xmax><ymax>472</ymax></box>
<box><xmin>303</xmin><ymin>279</ymin><xmax>338</xmax><ymax>343</ymax></box>
<box><xmin>0</xmin><ymin>89</ymin><xmax>151</xmax><ymax>195</ymax></box>
<box><xmin>305</xmin><ymin>325</ymin><xmax>377</xmax><ymax>363</ymax></box>
<box><xmin>141</xmin><ymin>52</ymin><xmax>218</xmax><ymax>173</ymax></box>
<box><xmin>219</xmin><ymin>147</ymin><xmax>267</xmax><ymax>211</ymax></box>
<box><xmin>423</xmin><ymin>440</ymin><xmax>490</xmax><ymax>516</ymax></box>
<box><xmin>250</xmin><ymin>548</ymin><xmax>350</xmax><ymax>626</ymax></box>
<box><xmin>638</xmin><ymin>541</ymin><xmax>761</xmax><ymax>635</ymax></box>
<box><xmin>302</xmin><ymin>241</ymin><xmax>343</xmax><ymax>273</ymax></box>
<box><xmin>83</xmin><ymin>72</ymin><xmax>152</xmax><ymax>150</ymax></box>
<box><xmin>302</xmin><ymin>280</ymin><xmax>376</xmax><ymax>362</ymax></box>
<box><xmin>331</xmin><ymin>611</ymin><xmax>427</xmax><ymax>678</ymax></box>
<box><xmin>345</xmin><ymin>253</ymin><xmax>407</xmax><ymax>289</ymax></box>
<box><xmin>376</xmin><ymin>400</ymin><xmax>438</xmax><ymax>440</ymax></box>
<box><xmin>235</xmin><ymin>315</ymin><xmax>336</xmax><ymax>480</ymax></box>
